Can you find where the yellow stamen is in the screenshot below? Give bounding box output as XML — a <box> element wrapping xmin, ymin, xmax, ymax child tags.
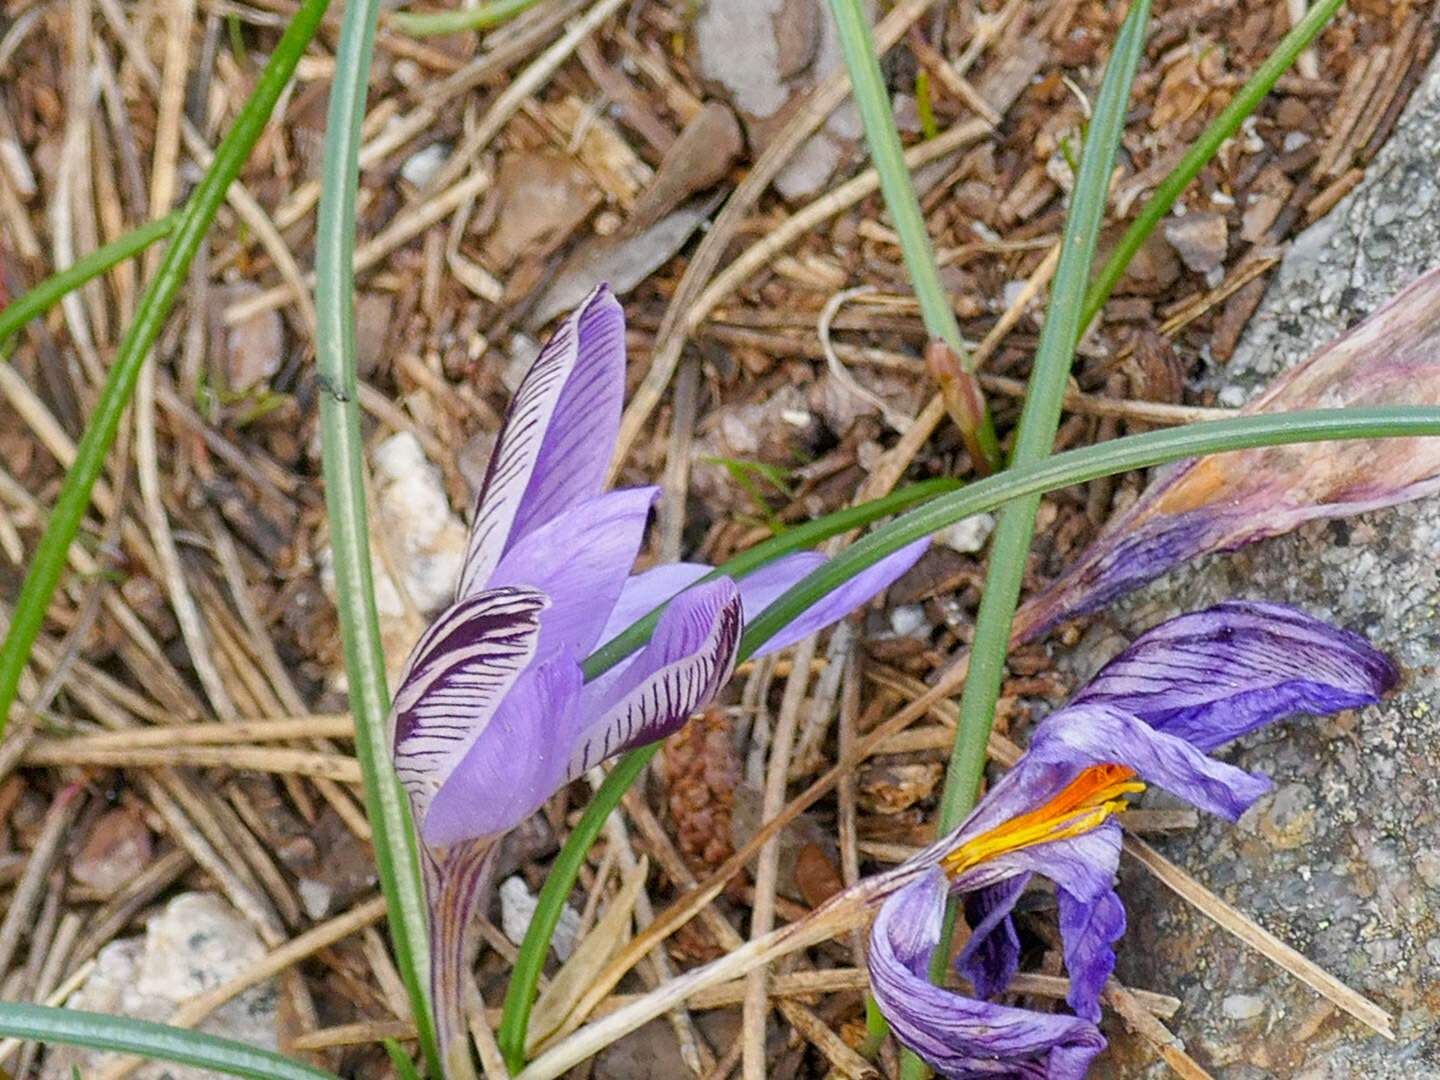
<box><xmin>942</xmin><ymin>763</ymin><xmax>1145</xmax><ymax>877</ymax></box>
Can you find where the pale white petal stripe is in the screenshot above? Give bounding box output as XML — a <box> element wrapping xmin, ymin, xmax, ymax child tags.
<box><xmin>456</xmin><ymin>322</ymin><xmax>577</xmax><ymax>598</ymax></box>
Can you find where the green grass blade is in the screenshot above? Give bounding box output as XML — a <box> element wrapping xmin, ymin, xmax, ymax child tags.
<box><xmin>941</xmin><ymin>0</ymin><xmax>1151</xmax><ymax>840</ymax></box>
<box><xmin>0</xmin><ymin>213</ymin><xmax>179</xmax><ymax>346</ymax></box>
<box><xmin>388</xmin><ymin>0</ymin><xmax>543</xmax><ymax>36</ymax></box>
<box><xmin>313</xmin><ymin>0</ymin><xmax>441</xmax><ymax>1070</ymax></box>
<box><xmin>0</xmin><ymin>1003</ymin><xmax>341</xmax><ymax>1080</ymax></box>
<box><xmin>0</xmin><ymin>0</ymin><xmax>331</xmax><ymax>732</ymax></box>
<box><xmin>1082</xmin><ymin>0</ymin><xmax>1344</xmax><ymax>328</ymax></box>
<box><xmin>902</xmin><ymin>10</ymin><xmax>1151</xmax><ymax>1062</ymax></box>
<box><xmin>739</xmin><ymin>407</ymin><xmax>1440</xmax><ymax>652</ymax></box>
<box><xmin>826</xmin><ymin>0</ymin><xmax>1000</xmax><ymax>470</ymax></box>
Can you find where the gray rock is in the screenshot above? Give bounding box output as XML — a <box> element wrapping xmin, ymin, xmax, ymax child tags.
<box><xmin>43</xmin><ymin>894</ymin><xmax>278</xmax><ymax>1080</ymax></box>
<box><xmin>1075</xmin><ymin>55</ymin><xmax>1440</xmax><ymax>1079</ymax></box>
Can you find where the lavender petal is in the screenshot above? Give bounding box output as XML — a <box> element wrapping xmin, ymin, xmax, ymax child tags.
<box><xmin>488</xmin><ymin>486</ymin><xmax>660</xmax><ymax>662</ymax></box>
<box><xmin>458</xmin><ymin>286</ymin><xmax>626</xmax><ymax>597</ymax></box>
<box><xmin>423</xmin><ymin>656</ymin><xmax>584</xmax><ymax>847</ymax></box>
<box><xmin>568</xmin><ymin>577</ymin><xmax>742</xmax><ymax>778</ymax></box>
<box><xmin>749</xmin><ymin>537</ymin><xmax>930</xmax><ymax>657</ymax></box>
<box><xmin>870</xmin><ymin>869</ymin><xmax>1107</xmax><ymax>1080</ymax></box>
<box><xmin>1071</xmin><ymin>600</ymin><xmax>1398</xmax><ymax>751</ymax></box>
<box><xmin>390</xmin><ymin>587</ymin><xmax>548</xmax><ymax>832</ymax></box>
<box><xmin>1026</xmin><ymin>703</ymin><xmax>1272</xmax><ymax>822</ymax></box>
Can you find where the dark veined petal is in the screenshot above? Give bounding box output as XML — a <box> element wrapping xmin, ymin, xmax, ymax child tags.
<box><xmin>458</xmin><ymin>286</ymin><xmax>626</xmax><ymax>598</ymax></box>
<box><xmin>1070</xmin><ymin>600</ymin><xmax>1398</xmax><ymax>751</ymax></box>
<box><xmin>870</xmin><ymin>868</ymin><xmax>1107</xmax><ymax>1080</ymax></box>
<box><xmin>390</xmin><ymin>587</ymin><xmax>549</xmax><ymax>833</ymax></box>
<box><xmin>488</xmin><ymin>487</ymin><xmax>660</xmax><ymax>663</ymax></box>
<box><xmin>568</xmin><ymin>577</ymin><xmax>742</xmax><ymax>779</ymax></box>
<box><xmin>748</xmin><ymin>536</ymin><xmax>931</xmax><ymax>658</ymax></box>
<box><xmin>423</xmin><ymin>655</ymin><xmax>585</xmax><ymax>847</ymax></box>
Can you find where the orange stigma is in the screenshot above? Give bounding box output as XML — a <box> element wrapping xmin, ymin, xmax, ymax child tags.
<box><xmin>942</xmin><ymin>763</ymin><xmax>1144</xmax><ymax>877</ymax></box>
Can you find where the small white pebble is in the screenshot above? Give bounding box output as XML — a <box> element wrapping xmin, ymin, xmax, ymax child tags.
<box><xmin>401</xmin><ymin>142</ymin><xmax>450</xmax><ymax>188</ymax></box>
<box><xmin>500</xmin><ymin>876</ymin><xmax>581</xmax><ymax>961</ymax></box>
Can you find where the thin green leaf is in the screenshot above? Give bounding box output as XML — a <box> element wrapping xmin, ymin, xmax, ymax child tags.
<box><xmin>905</xmin><ymin>10</ymin><xmax>1151</xmax><ymax>1064</ymax></box>
<box><xmin>0</xmin><ymin>0</ymin><xmax>331</xmax><ymax>732</ymax></box>
<box><xmin>739</xmin><ymin>408</ymin><xmax>1440</xmax><ymax>654</ymax></box>
<box><xmin>825</xmin><ymin>0</ymin><xmax>1000</xmax><ymax>469</ymax></box>
<box><xmin>388</xmin><ymin>0</ymin><xmax>544</xmax><ymax>36</ymax></box>
<box><xmin>313</xmin><ymin>0</ymin><xmax>440</xmax><ymax>1072</ymax></box>
<box><xmin>0</xmin><ymin>1003</ymin><xmax>340</xmax><ymax>1080</ymax></box>
<box><xmin>0</xmin><ymin>214</ymin><xmax>178</xmax><ymax>347</ymax></box>
<box><xmin>1082</xmin><ymin>0</ymin><xmax>1345</xmax><ymax>329</ymax></box>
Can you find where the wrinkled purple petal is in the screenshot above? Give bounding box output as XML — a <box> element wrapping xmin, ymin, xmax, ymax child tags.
<box><xmin>1026</xmin><ymin>703</ymin><xmax>1271</xmax><ymax>822</ymax></box>
<box><xmin>568</xmin><ymin>577</ymin><xmax>742</xmax><ymax>778</ymax></box>
<box><xmin>957</xmin><ymin>875</ymin><xmax>1027</xmax><ymax>1001</ymax></box>
<box><xmin>1055</xmin><ymin>879</ymin><xmax>1126</xmax><ymax>1024</ymax></box>
<box><xmin>424</xmin><ymin>656</ymin><xmax>584</xmax><ymax>847</ymax></box>
<box><xmin>749</xmin><ymin>537</ymin><xmax>930</xmax><ymax>657</ymax></box>
<box><xmin>488</xmin><ymin>487</ymin><xmax>660</xmax><ymax>662</ymax></box>
<box><xmin>870</xmin><ymin>869</ymin><xmax>1107</xmax><ymax>1080</ymax></box>
<box><xmin>1071</xmin><ymin>600</ymin><xmax>1398</xmax><ymax>751</ymax></box>
<box><xmin>390</xmin><ymin>587</ymin><xmax>548</xmax><ymax>832</ymax></box>
<box><xmin>457</xmin><ymin>286</ymin><xmax>625</xmax><ymax>597</ymax></box>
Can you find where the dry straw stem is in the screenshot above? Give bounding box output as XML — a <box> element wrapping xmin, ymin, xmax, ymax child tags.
<box><xmin>21</xmin><ymin>743</ymin><xmax>363</xmax><ymax>782</ymax></box>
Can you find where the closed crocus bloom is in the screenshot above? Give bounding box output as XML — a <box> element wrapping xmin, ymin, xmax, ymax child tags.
<box><xmin>867</xmin><ymin>601</ymin><xmax>1397</xmax><ymax>1079</ymax></box>
<box><xmin>388</xmin><ymin>286</ymin><xmax>928</xmax><ymax>1075</ymax></box>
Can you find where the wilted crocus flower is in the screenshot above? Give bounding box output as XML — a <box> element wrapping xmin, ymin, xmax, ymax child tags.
<box><xmin>1015</xmin><ymin>266</ymin><xmax>1440</xmax><ymax>642</ymax></box>
<box><xmin>388</xmin><ymin>286</ymin><xmax>927</xmax><ymax>1073</ymax></box>
<box><xmin>868</xmin><ymin>600</ymin><xmax>1396</xmax><ymax>1079</ymax></box>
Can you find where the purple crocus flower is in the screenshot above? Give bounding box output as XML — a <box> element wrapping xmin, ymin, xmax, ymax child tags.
<box><xmin>387</xmin><ymin>285</ymin><xmax>927</xmax><ymax>1074</ymax></box>
<box><xmin>868</xmin><ymin>600</ymin><xmax>1397</xmax><ymax>1079</ymax></box>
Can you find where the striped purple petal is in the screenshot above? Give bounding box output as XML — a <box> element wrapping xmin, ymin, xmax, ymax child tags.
<box><xmin>1070</xmin><ymin>600</ymin><xmax>1398</xmax><ymax>751</ymax></box>
<box><xmin>488</xmin><ymin>486</ymin><xmax>660</xmax><ymax>663</ymax></box>
<box><xmin>457</xmin><ymin>286</ymin><xmax>626</xmax><ymax>598</ymax></box>
<box><xmin>870</xmin><ymin>868</ymin><xmax>1107</xmax><ymax>1080</ymax></box>
<box><xmin>390</xmin><ymin>587</ymin><xmax>548</xmax><ymax>833</ymax></box>
<box><xmin>423</xmin><ymin>655</ymin><xmax>585</xmax><ymax>847</ymax></box>
<box><xmin>568</xmin><ymin>577</ymin><xmax>742</xmax><ymax>779</ymax></box>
